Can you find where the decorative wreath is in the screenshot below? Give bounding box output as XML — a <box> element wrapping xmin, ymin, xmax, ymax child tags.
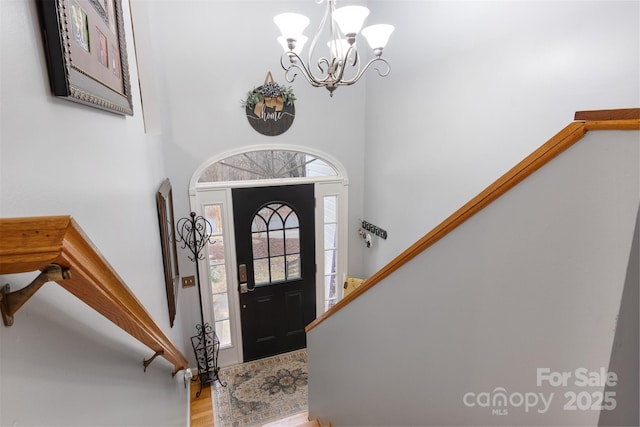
<box><xmin>243</xmin><ymin>72</ymin><xmax>296</xmax><ymax>115</ymax></box>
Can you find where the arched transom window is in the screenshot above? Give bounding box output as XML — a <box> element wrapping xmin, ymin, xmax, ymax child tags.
<box><xmin>252</xmin><ymin>203</ymin><xmax>301</xmax><ymax>285</ymax></box>
<box><xmin>198</xmin><ymin>149</ymin><xmax>338</xmax><ymax>183</ymax></box>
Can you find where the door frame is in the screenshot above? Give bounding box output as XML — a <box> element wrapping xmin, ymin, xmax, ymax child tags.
<box><xmin>189</xmin><ymin>145</ymin><xmax>349</xmax><ymax>366</ymax></box>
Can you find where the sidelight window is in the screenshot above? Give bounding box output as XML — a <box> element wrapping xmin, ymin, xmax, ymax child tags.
<box><xmin>323</xmin><ymin>195</ymin><xmax>338</xmax><ymax>311</ymax></box>
<box><xmin>251</xmin><ymin>203</ymin><xmax>301</xmax><ymax>285</ymax></box>
<box><xmin>204</xmin><ymin>204</ymin><xmax>231</xmax><ymax>348</ymax></box>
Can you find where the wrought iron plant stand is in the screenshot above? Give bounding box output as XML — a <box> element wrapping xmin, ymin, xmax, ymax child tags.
<box><xmin>176</xmin><ymin>212</ymin><xmax>226</xmax><ymax>397</ymax></box>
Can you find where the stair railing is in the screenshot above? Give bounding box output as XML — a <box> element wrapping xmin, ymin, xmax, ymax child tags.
<box><xmin>307</xmin><ymin>107</ymin><xmax>640</xmax><ymax>333</ymax></box>
<box><xmin>0</xmin><ymin>215</ymin><xmax>189</xmax><ymax>374</ymax></box>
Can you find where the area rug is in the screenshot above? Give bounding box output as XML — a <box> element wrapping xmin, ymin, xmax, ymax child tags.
<box><xmin>212</xmin><ymin>349</ymin><xmax>308</xmax><ymax>427</ymax></box>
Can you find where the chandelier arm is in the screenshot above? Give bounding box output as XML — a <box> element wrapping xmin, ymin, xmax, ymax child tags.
<box><xmin>280</xmin><ymin>52</ymin><xmax>326</xmax><ymax>87</ymax></box>
<box><xmin>281</xmin><ymin>52</ymin><xmax>391</xmax><ymax>90</ymax></box>
<box><xmin>307</xmin><ymin>0</ymin><xmax>332</xmax><ymax>71</ymax></box>
<box><xmin>332</xmin><ymin>45</ymin><xmax>360</xmax><ymax>85</ymax></box>
<box><xmin>280</xmin><ymin>52</ymin><xmax>300</xmax><ymax>83</ymax></box>
<box><xmin>367</xmin><ymin>57</ymin><xmax>391</xmax><ymax>78</ymax></box>
<box><xmin>347</xmin><ymin>47</ymin><xmax>360</xmax><ymax>68</ymax></box>
<box><xmin>316</xmin><ymin>57</ymin><xmax>332</xmax><ymax>76</ymax></box>
<box><xmin>335</xmin><ymin>56</ymin><xmax>391</xmax><ymax>87</ymax></box>
<box><xmin>281</xmin><ymin>52</ymin><xmax>342</xmax><ymax>88</ymax></box>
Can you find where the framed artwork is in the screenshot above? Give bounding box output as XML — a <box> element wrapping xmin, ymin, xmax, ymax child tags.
<box><xmin>156</xmin><ymin>178</ymin><xmax>180</xmax><ymax>327</ymax></box>
<box><xmin>36</xmin><ymin>0</ymin><xmax>133</xmax><ymax>115</ymax></box>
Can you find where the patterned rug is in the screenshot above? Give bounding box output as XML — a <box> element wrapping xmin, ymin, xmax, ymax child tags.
<box><xmin>212</xmin><ymin>350</ymin><xmax>308</xmax><ymax>427</ymax></box>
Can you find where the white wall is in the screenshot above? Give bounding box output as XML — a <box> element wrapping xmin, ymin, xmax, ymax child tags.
<box><xmin>141</xmin><ymin>0</ymin><xmax>368</xmax><ymax>266</ymax></box>
<box><xmin>308</xmin><ymin>130</ymin><xmax>639</xmax><ymax>426</ymax></box>
<box><xmin>0</xmin><ymin>0</ymin><xmax>187</xmax><ymax>425</ymax></box>
<box><xmin>362</xmin><ymin>0</ymin><xmax>640</xmax><ymax>275</ymax></box>
<box><xmin>138</xmin><ymin>0</ymin><xmax>371</xmax><ymax>350</ymax></box>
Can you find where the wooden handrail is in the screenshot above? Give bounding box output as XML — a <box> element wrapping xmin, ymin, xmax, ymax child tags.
<box><xmin>307</xmin><ymin>108</ymin><xmax>640</xmax><ymax>332</ymax></box>
<box><xmin>0</xmin><ymin>215</ymin><xmax>189</xmax><ymax>373</ymax></box>
<box><xmin>574</xmin><ymin>108</ymin><xmax>640</xmax><ymax>121</ymax></box>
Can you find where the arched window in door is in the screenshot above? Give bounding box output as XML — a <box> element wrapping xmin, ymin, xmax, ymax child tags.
<box><xmin>251</xmin><ymin>203</ymin><xmax>301</xmax><ymax>285</ymax></box>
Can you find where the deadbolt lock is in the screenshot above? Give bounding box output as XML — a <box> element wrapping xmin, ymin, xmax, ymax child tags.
<box><xmin>239</xmin><ymin>264</ymin><xmax>247</xmax><ymax>282</ymax></box>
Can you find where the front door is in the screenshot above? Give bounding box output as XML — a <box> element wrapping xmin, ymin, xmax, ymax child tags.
<box><xmin>232</xmin><ymin>184</ymin><xmax>316</xmax><ymax>362</ymax></box>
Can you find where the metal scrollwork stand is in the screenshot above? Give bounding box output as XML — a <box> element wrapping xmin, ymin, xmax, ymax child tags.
<box><xmin>176</xmin><ymin>212</ymin><xmax>226</xmax><ymax>398</ymax></box>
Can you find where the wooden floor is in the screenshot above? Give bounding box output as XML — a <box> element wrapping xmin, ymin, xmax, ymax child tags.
<box><xmin>189</xmin><ymin>378</ymin><xmax>309</xmax><ymax>427</ymax></box>
<box><xmin>189</xmin><ymin>378</ymin><xmax>214</xmax><ymax>427</ymax></box>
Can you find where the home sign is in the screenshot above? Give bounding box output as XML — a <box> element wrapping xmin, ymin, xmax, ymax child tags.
<box><xmin>243</xmin><ymin>72</ymin><xmax>295</xmax><ymax>136</ymax></box>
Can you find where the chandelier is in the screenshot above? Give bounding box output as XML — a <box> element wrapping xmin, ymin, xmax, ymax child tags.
<box><xmin>274</xmin><ymin>0</ymin><xmax>394</xmax><ymax>96</ymax></box>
